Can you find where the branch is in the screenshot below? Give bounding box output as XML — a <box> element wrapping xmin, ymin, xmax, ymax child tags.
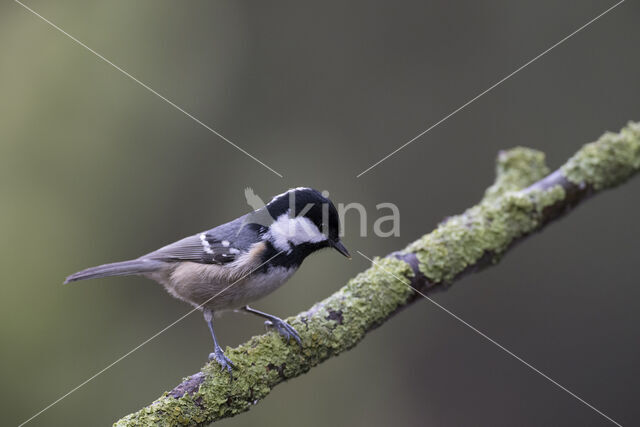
<box><xmin>115</xmin><ymin>122</ymin><xmax>640</xmax><ymax>426</ymax></box>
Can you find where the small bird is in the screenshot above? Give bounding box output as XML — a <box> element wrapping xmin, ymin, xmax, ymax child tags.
<box><xmin>65</xmin><ymin>188</ymin><xmax>350</xmax><ymax>374</ymax></box>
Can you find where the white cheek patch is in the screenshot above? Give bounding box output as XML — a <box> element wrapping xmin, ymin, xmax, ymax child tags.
<box><xmin>265</xmin><ymin>212</ymin><xmax>327</xmax><ymax>252</ymax></box>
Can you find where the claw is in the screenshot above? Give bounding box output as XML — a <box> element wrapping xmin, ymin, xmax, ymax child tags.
<box><xmin>208</xmin><ymin>346</ymin><xmax>235</xmax><ymax>380</ymax></box>
<box><xmin>265</xmin><ymin>318</ymin><xmax>302</xmax><ymax>348</ymax></box>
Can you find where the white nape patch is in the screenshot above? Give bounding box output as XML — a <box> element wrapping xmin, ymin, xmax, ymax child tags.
<box><xmin>221</xmin><ymin>240</ymin><xmax>230</xmax><ymax>247</ymax></box>
<box><xmin>199</xmin><ymin>233</ymin><xmax>214</xmax><ymax>254</ymax></box>
<box><xmin>264</xmin><ymin>211</ymin><xmax>327</xmax><ymax>252</ymax></box>
<box><xmin>270</xmin><ymin>187</ymin><xmax>313</xmax><ymax>203</ymax></box>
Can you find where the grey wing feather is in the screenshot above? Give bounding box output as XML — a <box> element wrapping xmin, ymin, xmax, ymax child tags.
<box><xmin>148</xmin><ymin>235</ymin><xmax>210</xmax><ymax>259</ymax></box>
<box><xmin>143</xmin><ymin>216</ymin><xmax>261</xmax><ymax>264</ymax></box>
<box><xmin>143</xmin><ymin>234</ymin><xmax>233</xmax><ymax>264</ymax></box>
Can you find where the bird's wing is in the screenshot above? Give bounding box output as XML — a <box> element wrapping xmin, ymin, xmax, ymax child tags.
<box><xmin>142</xmin><ymin>233</ymin><xmax>239</xmax><ymax>264</ymax></box>
<box><xmin>143</xmin><ymin>222</ymin><xmax>249</xmax><ymax>264</ymax></box>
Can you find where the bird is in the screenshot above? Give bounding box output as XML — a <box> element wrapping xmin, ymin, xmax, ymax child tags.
<box><xmin>64</xmin><ymin>187</ymin><xmax>350</xmax><ymax>375</ymax></box>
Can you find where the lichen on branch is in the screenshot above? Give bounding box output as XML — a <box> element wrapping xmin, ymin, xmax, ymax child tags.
<box><xmin>406</xmin><ymin>150</ymin><xmax>565</xmax><ymax>283</ymax></box>
<box><xmin>562</xmin><ymin>122</ymin><xmax>640</xmax><ymax>189</ymax></box>
<box><xmin>115</xmin><ymin>121</ymin><xmax>640</xmax><ymax>427</ymax></box>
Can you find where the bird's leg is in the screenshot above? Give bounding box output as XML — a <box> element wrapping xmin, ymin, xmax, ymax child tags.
<box><xmin>241</xmin><ymin>305</ymin><xmax>302</xmax><ymax>347</ymax></box>
<box><xmin>203</xmin><ymin>308</ymin><xmax>235</xmax><ymax>378</ymax></box>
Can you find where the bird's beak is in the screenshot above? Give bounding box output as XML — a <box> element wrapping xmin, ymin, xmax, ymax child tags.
<box><xmin>331</xmin><ymin>240</ymin><xmax>351</xmax><ymax>259</ymax></box>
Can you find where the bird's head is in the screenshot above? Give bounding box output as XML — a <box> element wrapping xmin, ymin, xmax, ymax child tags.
<box><xmin>259</xmin><ymin>187</ymin><xmax>350</xmax><ymax>260</ymax></box>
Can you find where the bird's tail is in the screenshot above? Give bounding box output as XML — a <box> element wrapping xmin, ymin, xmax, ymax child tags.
<box><xmin>64</xmin><ymin>259</ymin><xmax>163</xmax><ymax>284</ymax></box>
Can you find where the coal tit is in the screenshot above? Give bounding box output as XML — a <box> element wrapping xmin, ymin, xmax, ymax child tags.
<box><xmin>65</xmin><ymin>188</ymin><xmax>350</xmax><ymax>374</ymax></box>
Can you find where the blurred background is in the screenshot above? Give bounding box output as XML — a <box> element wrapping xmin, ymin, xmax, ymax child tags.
<box><xmin>2</xmin><ymin>1</ymin><xmax>639</xmax><ymax>425</ymax></box>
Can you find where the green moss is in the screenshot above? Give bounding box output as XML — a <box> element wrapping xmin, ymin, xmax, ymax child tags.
<box><xmin>407</xmin><ymin>185</ymin><xmax>565</xmax><ymax>283</ymax></box>
<box><xmin>484</xmin><ymin>147</ymin><xmax>549</xmax><ymax>201</ymax></box>
<box><xmin>562</xmin><ymin>121</ymin><xmax>640</xmax><ymax>189</ymax></box>
<box><xmin>404</xmin><ymin>146</ymin><xmax>563</xmax><ymax>283</ymax></box>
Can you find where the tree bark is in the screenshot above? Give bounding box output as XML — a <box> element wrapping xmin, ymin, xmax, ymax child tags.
<box><xmin>115</xmin><ymin>122</ymin><xmax>640</xmax><ymax>426</ymax></box>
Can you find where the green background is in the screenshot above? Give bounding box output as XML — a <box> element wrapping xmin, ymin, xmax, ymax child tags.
<box><xmin>2</xmin><ymin>1</ymin><xmax>639</xmax><ymax>425</ymax></box>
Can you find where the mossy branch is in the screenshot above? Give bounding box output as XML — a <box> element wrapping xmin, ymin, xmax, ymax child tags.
<box><xmin>115</xmin><ymin>122</ymin><xmax>640</xmax><ymax>426</ymax></box>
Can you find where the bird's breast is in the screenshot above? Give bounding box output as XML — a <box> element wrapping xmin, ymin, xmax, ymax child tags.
<box><xmin>237</xmin><ymin>266</ymin><xmax>298</xmax><ymax>303</ymax></box>
<box><xmin>164</xmin><ymin>260</ymin><xmax>297</xmax><ymax>312</ymax></box>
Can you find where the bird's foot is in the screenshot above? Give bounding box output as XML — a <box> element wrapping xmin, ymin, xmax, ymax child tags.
<box><xmin>208</xmin><ymin>345</ymin><xmax>235</xmax><ymax>378</ymax></box>
<box><xmin>265</xmin><ymin>317</ymin><xmax>302</xmax><ymax>347</ymax></box>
